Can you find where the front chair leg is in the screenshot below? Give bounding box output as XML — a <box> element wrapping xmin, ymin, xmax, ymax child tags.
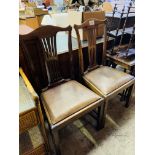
<box><xmin>125</xmin><ymin>84</ymin><xmax>134</xmax><ymax>108</ymax></box>
<box><xmin>97</xmin><ymin>104</ymin><xmax>104</xmax><ymax>130</ymax></box>
<box><xmin>97</xmin><ymin>100</ymin><xmax>108</xmax><ymax>129</ymax></box>
<box><xmin>50</xmin><ymin>129</ymin><xmax>61</xmax><ymax>155</ymax></box>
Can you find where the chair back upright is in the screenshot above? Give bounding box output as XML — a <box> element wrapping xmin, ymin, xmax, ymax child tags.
<box><xmin>20</xmin><ymin>25</ymin><xmax>73</xmax><ymax>93</ymax></box>
<box><xmin>74</xmin><ymin>18</ymin><xmax>107</xmax><ymax>77</ymax></box>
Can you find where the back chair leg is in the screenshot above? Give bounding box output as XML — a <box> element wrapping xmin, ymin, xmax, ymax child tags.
<box><xmin>50</xmin><ymin>129</ymin><xmax>61</xmax><ymax>155</ymax></box>
<box><xmin>121</xmin><ymin>88</ymin><xmax>129</xmax><ymax>102</ymax></box>
<box><xmin>124</xmin><ymin>88</ymin><xmax>129</xmax><ymax>101</ymax></box>
<box><xmin>97</xmin><ymin>104</ymin><xmax>104</xmax><ymax>130</ymax></box>
<box><xmin>125</xmin><ymin>84</ymin><xmax>134</xmax><ymax>108</ymax></box>
<box><xmin>102</xmin><ymin>100</ymin><xmax>108</xmax><ymax>128</ymax></box>
<box><xmin>112</xmin><ymin>62</ymin><xmax>117</xmax><ymax>68</ymax></box>
<box><xmin>120</xmin><ymin>90</ymin><xmax>126</xmax><ymax>101</ymax></box>
<box><xmin>48</xmin><ymin>122</ymin><xmax>61</xmax><ymax>155</ymax></box>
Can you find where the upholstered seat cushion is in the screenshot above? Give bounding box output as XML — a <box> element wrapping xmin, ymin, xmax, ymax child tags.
<box><xmin>41</xmin><ymin>80</ymin><xmax>101</xmax><ymax>124</ymax></box>
<box><xmin>84</xmin><ymin>66</ymin><xmax>134</xmax><ymax>96</ymax></box>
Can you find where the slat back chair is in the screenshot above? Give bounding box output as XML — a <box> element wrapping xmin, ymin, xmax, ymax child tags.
<box><xmin>125</xmin><ymin>24</ymin><xmax>135</xmax><ymax>57</ymax></box>
<box><xmin>106</xmin><ymin>3</ymin><xmax>117</xmax><ymax>36</ymax></box>
<box><xmin>19</xmin><ymin>38</ymin><xmax>48</xmax><ymax>94</ymax></box>
<box><xmin>37</xmin><ymin>26</ymin><xmax>73</xmax><ymax>88</ymax></box>
<box><xmin>20</xmin><ymin>25</ymin><xmax>73</xmax><ymax>92</ymax></box>
<box><xmin>74</xmin><ymin>19</ymin><xmax>107</xmax><ymax>77</ymax></box>
<box><xmin>116</xmin><ymin>4</ymin><xmax>135</xmax><ymax>54</ymax></box>
<box><xmin>108</xmin><ymin>5</ymin><xmax>126</xmax><ymax>55</ymax></box>
<box><xmin>109</xmin><ymin>3</ymin><xmax>135</xmax><ymax>55</ymax></box>
<box><xmin>106</xmin><ymin>5</ymin><xmax>135</xmax><ymax>74</ymax></box>
<box><xmin>20</xmin><ymin>25</ymin><xmax>104</xmax><ymax>155</ymax></box>
<box><xmin>74</xmin><ymin>18</ymin><xmax>135</xmax><ymax>127</ymax></box>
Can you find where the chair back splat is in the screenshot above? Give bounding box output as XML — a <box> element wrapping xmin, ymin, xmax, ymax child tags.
<box><xmin>20</xmin><ymin>25</ymin><xmax>73</xmax><ymax>93</ymax></box>
<box><xmin>74</xmin><ymin>19</ymin><xmax>107</xmax><ymax>76</ymax></box>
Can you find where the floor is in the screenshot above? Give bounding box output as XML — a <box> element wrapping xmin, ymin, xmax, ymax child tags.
<box><xmin>48</xmin><ymin>92</ymin><xmax>135</xmax><ymax>155</ymax></box>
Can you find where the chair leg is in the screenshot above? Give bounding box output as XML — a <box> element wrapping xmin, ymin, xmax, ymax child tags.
<box><xmin>48</xmin><ymin>124</ymin><xmax>61</xmax><ymax>155</ymax></box>
<box><xmin>122</xmin><ymin>88</ymin><xmax>129</xmax><ymax>101</ymax></box>
<box><xmin>97</xmin><ymin>104</ymin><xmax>104</xmax><ymax>130</ymax></box>
<box><xmin>98</xmin><ymin>100</ymin><xmax>108</xmax><ymax>129</ymax></box>
<box><xmin>51</xmin><ymin>130</ymin><xmax>61</xmax><ymax>155</ymax></box>
<box><xmin>112</xmin><ymin>62</ymin><xmax>117</xmax><ymax>68</ymax></box>
<box><xmin>125</xmin><ymin>84</ymin><xmax>134</xmax><ymax>108</ymax></box>
<box><xmin>106</xmin><ymin>60</ymin><xmax>112</xmax><ymax>66</ymax></box>
<box><xmin>120</xmin><ymin>90</ymin><xmax>126</xmax><ymax>101</ymax></box>
<box><xmin>130</xmin><ymin>67</ymin><xmax>135</xmax><ymax>76</ymax></box>
<box><xmin>37</xmin><ymin>103</ymin><xmax>50</xmax><ymax>153</ymax></box>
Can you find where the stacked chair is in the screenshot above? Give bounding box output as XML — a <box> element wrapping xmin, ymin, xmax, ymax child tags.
<box><xmin>107</xmin><ymin>2</ymin><xmax>135</xmax><ymax>54</ymax></box>
<box><xmin>106</xmin><ymin>2</ymin><xmax>135</xmax><ymax>75</ymax></box>
<box><xmin>116</xmin><ymin>3</ymin><xmax>135</xmax><ymax>57</ymax></box>
<box><xmin>20</xmin><ymin>18</ymin><xmax>135</xmax><ymax>155</ymax></box>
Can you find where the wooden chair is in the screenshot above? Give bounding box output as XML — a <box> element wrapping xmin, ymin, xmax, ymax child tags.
<box><xmin>106</xmin><ymin>3</ymin><xmax>134</xmax><ymax>53</ymax></box>
<box><xmin>20</xmin><ymin>25</ymin><xmax>104</xmax><ymax>155</ymax></box>
<box><xmin>74</xmin><ymin>18</ymin><xmax>135</xmax><ymax>127</ymax></box>
<box><xmin>106</xmin><ymin>4</ymin><xmax>135</xmax><ymax>75</ymax></box>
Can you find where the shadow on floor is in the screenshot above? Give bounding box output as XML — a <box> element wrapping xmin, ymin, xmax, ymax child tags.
<box><xmin>46</xmin><ymin>92</ymin><xmax>135</xmax><ymax>155</ymax></box>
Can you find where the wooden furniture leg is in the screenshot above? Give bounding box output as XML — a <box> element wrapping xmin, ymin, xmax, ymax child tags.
<box><xmin>50</xmin><ymin>129</ymin><xmax>61</xmax><ymax>155</ymax></box>
<box><xmin>37</xmin><ymin>102</ymin><xmax>50</xmax><ymax>153</ymax></box>
<box><xmin>130</xmin><ymin>66</ymin><xmax>135</xmax><ymax>75</ymax></box>
<box><xmin>120</xmin><ymin>90</ymin><xmax>125</xmax><ymax>101</ymax></box>
<box><xmin>125</xmin><ymin>84</ymin><xmax>134</xmax><ymax>107</ymax></box>
<box><xmin>111</xmin><ymin>62</ymin><xmax>117</xmax><ymax>68</ymax></box>
<box><xmin>97</xmin><ymin>104</ymin><xmax>104</xmax><ymax>130</ymax></box>
<box><xmin>102</xmin><ymin>100</ymin><xmax>108</xmax><ymax>128</ymax></box>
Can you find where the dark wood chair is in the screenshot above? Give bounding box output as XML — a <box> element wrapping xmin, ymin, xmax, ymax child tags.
<box><xmin>106</xmin><ymin>26</ymin><xmax>135</xmax><ymax>76</ymax></box>
<box><xmin>74</xmin><ymin>18</ymin><xmax>135</xmax><ymax>127</ymax></box>
<box><xmin>107</xmin><ymin>3</ymin><xmax>135</xmax><ymax>56</ymax></box>
<box><xmin>20</xmin><ymin>25</ymin><xmax>104</xmax><ymax>155</ymax></box>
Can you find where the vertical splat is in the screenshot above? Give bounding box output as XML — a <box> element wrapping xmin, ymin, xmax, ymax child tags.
<box><xmin>86</xmin><ymin>26</ymin><xmax>97</xmax><ymax>69</ymax></box>
<box><xmin>74</xmin><ymin>19</ymin><xmax>107</xmax><ymax>76</ymax></box>
<box><xmin>40</xmin><ymin>35</ymin><xmax>63</xmax><ymax>84</ymax></box>
<box><xmin>20</xmin><ymin>25</ymin><xmax>73</xmax><ymax>91</ymax></box>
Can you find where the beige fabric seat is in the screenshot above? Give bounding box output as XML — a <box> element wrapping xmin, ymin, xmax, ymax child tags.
<box><xmin>84</xmin><ymin>66</ymin><xmax>134</xmax><ymax>97</ymax></box>
<box><xmin>41</xmin><ymin>80</ymin><xmax>101</xmax><ymax>124</ymax></box>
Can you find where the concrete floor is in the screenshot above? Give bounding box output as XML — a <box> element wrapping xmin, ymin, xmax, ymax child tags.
<box><xmin>48</xmin><ymin>92</ymin><xmax>135</xmax><ymax>155</ymax></box>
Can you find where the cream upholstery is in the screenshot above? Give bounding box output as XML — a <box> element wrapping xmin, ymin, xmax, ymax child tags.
<box><xmin>41</xmin><ymin>80</ymin><xmax>101</xmax><ymax>124</ymax></box>
<box><xmin>84</xmin><ymin>66</ymin><xmax>134</xmax><ymax>96</ymax></box>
